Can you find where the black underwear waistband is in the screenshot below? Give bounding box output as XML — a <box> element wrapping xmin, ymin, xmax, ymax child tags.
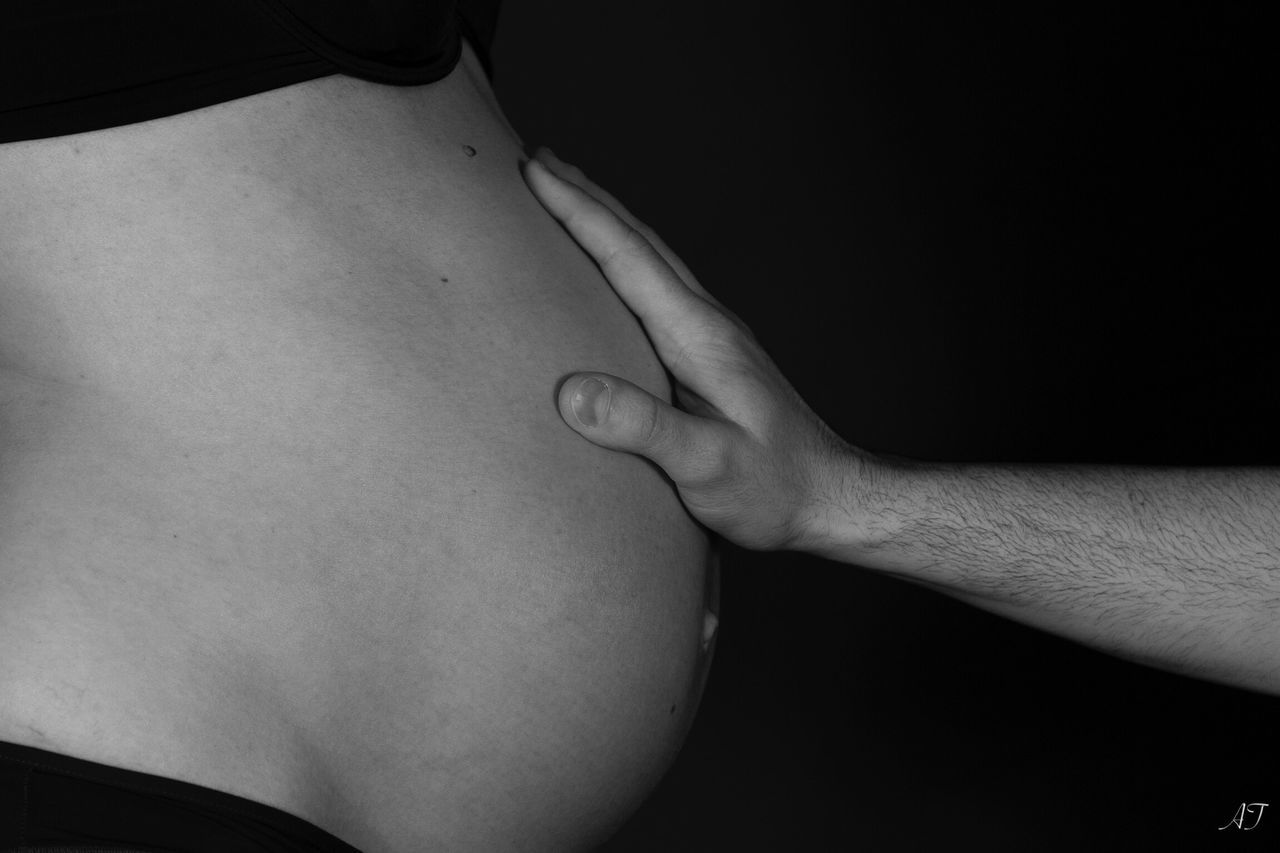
<box><xmin>0</xmin><ymin>739</ymin><xmax>361</xmax><ymax>852</ymax></box>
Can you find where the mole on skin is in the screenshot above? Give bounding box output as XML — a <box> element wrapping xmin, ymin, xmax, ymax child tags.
<box><xmin>462</xmin><ymin>144</ymin><xmax>476</xmax><ymax>157</ymax></box>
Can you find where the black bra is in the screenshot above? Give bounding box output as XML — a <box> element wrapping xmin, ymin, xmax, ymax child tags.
<box><xmin>0</xmin><ymin>0</ymin><xmax>501</xmax><ymax>144</ymax></box>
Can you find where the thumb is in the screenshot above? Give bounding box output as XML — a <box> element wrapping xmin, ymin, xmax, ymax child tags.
<box><xmin>558</xmin><ymin>374</ymin><xmax>727</xmax><ymax>486</ymax></box>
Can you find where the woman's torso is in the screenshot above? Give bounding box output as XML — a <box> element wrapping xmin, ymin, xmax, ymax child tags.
<box><xmin>0</xmin><ymin>38</ymin><xmax>716</xmax><ymax>852</ymax></box>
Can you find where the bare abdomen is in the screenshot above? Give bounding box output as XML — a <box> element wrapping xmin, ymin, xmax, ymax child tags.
<box><xmin>0</xmin><ymin>45</ymin><xmax>715</xmax><ymax>853</ymax></box>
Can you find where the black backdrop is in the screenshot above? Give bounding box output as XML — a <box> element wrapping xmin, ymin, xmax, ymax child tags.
<box><xmin>489</xmin><ymin>2</ymin><xmax>1275</xmax><ymax>849</ymax></box>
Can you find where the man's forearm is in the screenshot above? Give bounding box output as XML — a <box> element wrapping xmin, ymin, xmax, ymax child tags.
<box><xmin>812</xmin><ymin>452</ymin><xmax>1280</xmax><ymax>694</ymax></box>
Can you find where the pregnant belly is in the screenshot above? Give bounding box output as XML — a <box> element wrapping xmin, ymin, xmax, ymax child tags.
<box><xmin>0</xmin><ymin>46</ymin><xmax>715</xmax><ymax>853</ymax></box>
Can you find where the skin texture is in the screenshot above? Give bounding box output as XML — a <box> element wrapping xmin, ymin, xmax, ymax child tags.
<box><xmin>527</xmin><ymin>149</ymin><xmax>1280</xmax><ymax>698</ymax></box>
<box><xmin>0</xmin><ymin>42</ymin><xmax>715</xmax><ymax>853</ymax></box>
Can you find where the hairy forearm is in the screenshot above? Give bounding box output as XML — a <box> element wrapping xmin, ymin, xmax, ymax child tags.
<box><xmin>813</xmin><ymin>452</ymin><xmax>1280</xmax><ymax>694</ymax></box>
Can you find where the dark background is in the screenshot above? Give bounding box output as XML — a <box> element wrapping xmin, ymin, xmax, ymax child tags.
<box><xmin>490</xmin><ymin>2</ymin><xmax>1274</xmax><ymax>849</ymax></box>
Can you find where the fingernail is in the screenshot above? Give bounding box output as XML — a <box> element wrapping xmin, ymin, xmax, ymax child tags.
<box><xmin>571</xmin><ymin>378</ymin><xmax>610</xmax><ymax>428</ymax></box>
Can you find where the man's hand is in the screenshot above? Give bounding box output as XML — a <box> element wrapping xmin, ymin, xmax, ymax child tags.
<box><xmin>522</xmin><ymin>147</ymin><xmax>1280</xmax><ymax>697</ymax></box>
<box><xmin>522</xmin><ymin>148</ymin><xmax>872</xmax><ymax>552</ymax></box>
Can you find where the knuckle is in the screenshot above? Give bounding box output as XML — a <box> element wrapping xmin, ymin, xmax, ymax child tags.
<box><xmin>662</xmin><ymin>312</ymin><xmax>755</xmax><ymax>387</ymax></box>
<box><xmin>598</xmin><ymin>243</ymin><xmax>629</xmax><ymax>276</ymax></box>
<box><xmin>667</xmin><ymin>338</ymin><xmax>699</xmax><ymax>377</ymax></box>
<box><xmin>698</xmin><ymin>314</ymin><xmax>752</xmax><ymax>363</ymax></box>
<box><xmin>672</xmin><ymin>429</ymin><xmax>728</xmax><ymax>489</ymax></box>
<box><xmin>600</xmin><ymin>225</ymin><xmax>653</xmax><ymax>274</ymax></box>
<box><xmin>638</xmin><ymin>397</ymin><xmax>666</xmax><ymax>448</ymax></box>
<box><xmin>725</xmin><ymin>310</ymin><xmax>759</xmax><ymax>342</ymax></box>
<box><xmin>702</xmin><ymin>439</ymin><xmax>734</xmax><ymax>484</ymax></box>
<box><xmin>619</xmin><ymin>223</ymin><xmax>651</xmax><ymax>256</ymax></box>
<box><xmin>561</xmin><ymin>205</ymin><xmax>589</xmax><ymax>234</ymax></box>
<box><xmin>633</xmin><ymin>219</ymin><xmax>661</xmax><ymax>247</ymax></box>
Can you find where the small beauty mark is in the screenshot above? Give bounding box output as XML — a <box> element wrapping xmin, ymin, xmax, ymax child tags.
<box><xmin>1219</xmin><ymin>802</ymin><xmax>1268</xmax><ymax>831</ymax></box>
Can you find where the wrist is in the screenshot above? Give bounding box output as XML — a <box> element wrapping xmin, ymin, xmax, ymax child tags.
<box><xmin>794</xmin><ymin>436</ymin><xmax>912</xmax><ymax>564</ymax></box>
